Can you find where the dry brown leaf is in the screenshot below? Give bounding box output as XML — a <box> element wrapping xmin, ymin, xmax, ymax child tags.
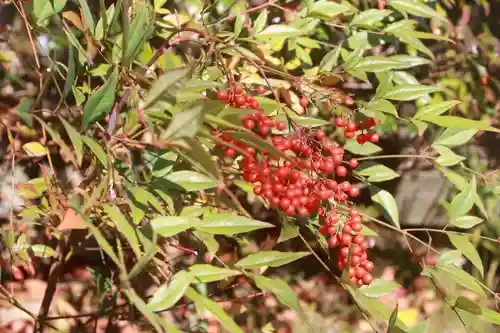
<box><xmin>57</xmin><ymin>208</ymin><xmax>86</xmax><ymax>230</ymax></box>
<box><xmin>62</xmin><ymin>11</ymin><xmax>85</xmax><ymax>31</ymax></box>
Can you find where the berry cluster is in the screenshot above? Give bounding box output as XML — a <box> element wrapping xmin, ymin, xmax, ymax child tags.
<box><xmin>214</xmin><ymin>86</ymin><xmax>375</xmax><ymax>285</ymax></box>
<box><xmin>333</xmin><ymin>116</ymin><xmax>379</xmax><ymax>144</ymax></box>
<box><xmin>319</xmin><ymin>208</ymin><xmax>374</xmax><ymax>285</ymax></box>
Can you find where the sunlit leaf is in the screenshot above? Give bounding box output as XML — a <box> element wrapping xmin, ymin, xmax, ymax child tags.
<box><xmin>196</xmin><ymin>213</ymin><xmax>274</xmax><ymax>235</ymax></box>
<box><xmin>148</xmin><ymin>270</ymin><xmax>194</xmax><ymax>311</ymax></box>
<box><xmin>371</xmin><ymin>187</ymin><xmax>400</xmax><ymax>228</ymax></box>
<box><xmin>447</xmin><ymin>233</ymin><xmax>484</xmax><ymax>277</ymax></box>
<box><xmin>189</xmin><ymin>265</ymin><xmax>241</xmax><ymax>283</ymax></box>
<box><xmin>150</xmin><ymin>216</ymin><xmax>196</xmax><ymax>237</ymax></box>
<box><xmin>185</xmin><ymin>287</ymin><xmax>243</xmax><ymax>333</ymax></box>
<box><xmin>236</xmin><ymin>251</ymin><xmax>310</xmax><ymax>269</ymax></box>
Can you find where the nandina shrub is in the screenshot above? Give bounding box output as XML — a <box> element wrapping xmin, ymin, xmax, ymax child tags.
<box><xmin>0</xmin><ymin>0</ymin><xmax>499</xmax><ymax>332</ymax></box>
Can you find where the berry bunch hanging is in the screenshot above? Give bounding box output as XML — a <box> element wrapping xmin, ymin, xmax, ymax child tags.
<box><xmin>214</xmin><ymin>86</ymin><xmax>377</xmax><ymax>285</ymax></box>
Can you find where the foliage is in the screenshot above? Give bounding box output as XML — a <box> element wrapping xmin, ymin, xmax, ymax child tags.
<box><xmin>0</xmin><ymin>0</ymin><xmax>499</xmax><ymax>332</ymax></box>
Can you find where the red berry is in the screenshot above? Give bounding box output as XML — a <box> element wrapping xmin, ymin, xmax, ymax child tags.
<box><xmin>216</xmin><ymin>91</ymin><xmax>229</xmax><ymax>101</ymax></box>
<box><xmin>299</xmin><ymin>96</ymin><xmax>309</xmax><ymax>108</ymax></box>
<box><xmin>316</xmin><ymin>130</ymin><xmax>326</xmax><ymax>140</ymax></box>
<box><xmin>353</xmin><ymin>234</ymin><xmax>365</xmax><ymax>245</ymax></box>
<box><xmin>335</xmin><ymin>117</ymin><xmax>346</xmax><ymax>127</ymax></box>
<box><xmin>350</xmin><ymin>209</ymin><xmax>360</xmax><ymax>218</ymax></box>
<box><xmin>350</xmin><ymin>222</ymin><xmax>363</xmax><ymax>233</ymax></box>
<box><xmin>234</xmin><ymin>86</ymin><xmax>244</xmax><ymax>94</ymax></box>
<box><xmin>344</xmin><ymin>131</ymin><xmax>355</xmax><ymax>139</ymax></box>
<box><xmin>349</xmin><ymin>187</ymin><xmax>360</xmax><ymax>197</ymax></box>
<box><xmin>253</xmin><ymin>185</ymin><xmax>262</xmax><ymax>195</ymax></box>
<box><xmin>346</xmin><ymin>121</ymin><xmax>358</xmax><ymax>132</ymax></box>
<box><xmin>255</xmin><ymin>86</ymin><xmax>266</xmax><ymax>94</ymax></box>
<box><xmin>277</xmin><ymin>122</ymin><xmax>287</xmax><ymax>131</ymax></box>
<box><xmin>224</xmin><ymin>148</ymin><xmax>236</xmax><ymax>157</ymax></box>
<box><xmin>362</xmin><ymin>273</ymin><xmax>373</xmax><ymax>285</ymax></box>
<box><xmin>349</xmin><ymin>159</ymin><xmax>359</xmax><ymax>168</ymax></box>
<box><xmin>341</xmin><ymin>234</ymin><xmax>352</xmax><ymax>245</ymax></box>
<box><xmin>363</xmin><ymin>261</ymin><xmax>374</xmax><ymax>272</ymax></box>
<box><xmin>234</xmin><ymin>95</ymin><xmax>246</xmax><ymax>106</ymax></box>
<box><xmin>336</xmin><ymin>165</ymin><xmax>347</xmax><ymax>177</ymax></box>
<box><xmin>369</xmin><ymin>133</ymin><xmax>379</xmax><ymax>144</ymax></box>
<box><xmin>250</xmin><ymin>100</ymin><xmax>260</xmax><ymax>109</ymax></box>
<box><xmin>364</xmin><ymin>118</ymin><xmax>377</xmax><ymax>128</ymax></box>
<box><xmin>356</xmin><ymin>134</ymin><xmax>366</xmax><ymax>144</ymax></box>
<box><xmin>328</xmin><ymin>236</ymin><xmax>338</xmax><ymax>247</ymax></box>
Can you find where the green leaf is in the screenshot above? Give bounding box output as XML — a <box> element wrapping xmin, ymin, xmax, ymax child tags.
<box><xmin>344</xmin><ymin>140</ymin><xmax>382</xmax><ymax>156</ymax></box>
<box><xmin>256</xmin><ymin>25</ymin><xmax>304</xmax><ymax>39</ymax></box>
<box><xmin>78</xmin><ymin>0</ymin><xmax>95</xmax><ymax>34</ymax></box>
<box><xmin>433</xmin><ymin>145</ymin><xmax>465</xmax><ymax>166</ymax></box>
<box><xmin>310</xmin><ymin>0</ymin><xmax>353</xmax><ymax>19</ymax></box>
<box><xmin>398</xmin><ymin>35</ymin><xmax>434</xmax><ymax>59</ymax></box>
<box><xmin>479</xmin><ymin>308</ymin><xmax>500</xmax><ymax>325</ymax></box>
<box><xmin>129</xmin><ymin>186</ymin><xmax>164</xmax><ymax>213</ymax></box>
<box><xmin>388</xmin><ymin>0</ymin><xmax>447</xmax><ymax>22</ymax></box>
<box><xmin>124</xmin><ymin>4</ymin><xmax>155</xmax><ymax>66</ymax></box>
<box><xmin>389</xmin><ymin>55</ymin><xmax>432</xmax><ymax>68</ymax></box>
<box><xmin>449</xmin><ymin>176</ymin><xmax>476</xmax><ymax>220</ymax></box>
<box><xmin>360</xmin><ymin>279</ymin><xmax>401</xmax><ymax>298</ymax></box>
<box><xmin>185</xmin><ymin>287</ymin><xmax>244</xmax><ymax>333</ymax></box>
<box><xmin>437</xmin><ymin>250</ymin><xmax>462</xmax><ymax>266</ymax></box>
<box><xmin>84</xmin><ymin>219</ymin><xmax>120</xmax><ymax>266</ymax></box>
<box><xmin>433</xmin><ymin>265</ymin><xmax>485</xmax><ymax>297</ymax></box>
<box><xmin>104</xmin><ymin>205</ymin><xmax>141</xmax><ymax>259</ymax></box>
<box><xmin>33</xmin><ymin>0</ymin><xmax>56</xmax><ymax>23</ymax></box>
<box><xmin>165</xmin><ymin>171</ymin><xmax>217</xmax><ymax>192</ymax></box>
<box><xmin>142</xmin><ymin>67</ymin><xmax>192</xmax><ymax>110</ymax></box>
<box><xmin>455</xmin><ymin>296</ymin><xmax>482</xmax><ymax>315</ymax></box>
<box><xmin>149</xmin><ymin>216</ymin><xmax>196</xmax><ymax>237</ymax></box>
<box><xmin>361</xmin><ymin>225</ymin><xmax>378</xmax><ymax>237</ymax></box>
<box><xmin>63</xmin><ymin>46</ymin><xmax>76</xmax><ymax>98</ymax></box>
<box><xmin>95</xmin><ymin>4</ymin><xmax>115</xmax><ymax>40</ymax></box>
<box><xmin>28</xmin><ymin>244</ymin><xmax>56</xmax><ymax>258</ymax></box>
<box><xmin>351</xmin><ymin>56</ymin><xmax>404</xmax><ymax>72</ymax></box>
<box><xmin>344</xmin><ymin>46</ymin><xmax>365</xmax><ymax>70</ymax></box>
<box><xmin>350</xmin><ymin>9</ymin><xmax>392</xmax><ymax>28</ymax></box>
<box><xmin>252</xmin><ymin>275</ymin><xmax>303</xmax><ymax>315</ymax></box>
<box><xmin>358</xmin><ymin>164</ymin><xmax>400</xmax><ymax>182</ymax></box>
<box><xmin>343</xmin><ymin>284</ymin><xmax>407</xmax><ymax>329</ymax></box>
<box><xmin>60</xmin><ymin>117</ymin><xmax>83</xmax><ymax>166</ymax></box>
<box><xmin>433</xmin><ymin>128</ymin><xmax>477</xmax><ymax>147</ymax></box>
<box><xmin>225</xmin><ymin>132</ymin><xmax>287</xmax><ymax>159</ymax></box>
<box><xmin>408</xmin><ymin>321</ymin><xmax>428</xmax><ymax>333</ymax></box>
<box><xmin>35</xmin><ymin>117</ymin><xmax>76</xmax><ymax>165</ymax></box>
<box><xmin>418</xmin><ymin>115</ymin><xmax>498</xmax><ymax>132</ymax></box>
<box><xmin>364</xmin><ymin>99</ymin><xmax>397</xmax><ymax>117</ymax></box>
<box><xmin>388</xmin><ymin>303</ymin><xmax>398</xmax><ymax>333</ymax></box>
<box><xmin>82</xmin><ymin>70</ymin><xmax>117</xmax><ymax>129</ymax></box>
<box><xmin>371</xmin><ymin>188</ymin><xmax>400</xmax><ymax>228</ymax></box>
<box><xmin>252</xmin><ymin>9</ymin><xmax>268</xmax><ymax>36</ymax></box>
<box><xmin>448</xmin><ymin>233</ymin><xmax>484</xmax><ymax>277</ymax></box>
<box><xmin>319</xmin><ymin>45</ymin><xmax>341</xmax><ymax>72</ymax></box>
<box><xmin>234</xmin><ymin>15</ymin><xmax>243</xmax><ymax>38</ymax></box>
<box><xmin>236</xmin><ymin>251</ymin><xmax>310</xmax><ymax>269</ymax></box>
<box><xmin>414</xmin><ymin>100</ymin><xmax>460</xmax><ymax>119</ymax></box>
<box><xmin>278</xmin><ymin>223</ymin><xmax>299</xmax><ymax>243</ymax></box>
<box><xmin>175</xmin><ymin>137</ymin><xmax>218</xmax><ymax>180</ymax></box>
<box><xmin>161</xmin><ymin>104</ymin><xmax>204</xmax><ymax>140</ymax></box>
<box><xmin>383</xmin><ymin>19</ymin><xmax>417</xmax><ymax>33</ymax></box>
<box><xmin>452</xmin><ymin>216</ymin><xmax>484</xmax><ymax>229</ymax></box>
<box><xmin>148</xmin><ymin>270</ymin><xmax>194</xmax><ymax>311</ymax></box>
<box><xmin>23</xmin><ymin>142</ymin><xmax>48</xmax><ymax>157</ymax></box>
<box><xmin>196</xmin><ymin>213</ymin><xmax>274</xmax><ymax>235</ymax></box>
<box><xmin>189</xmin><ymin>265</ymin><xmax>241</xmax><ymax>283</ymax></box>
<box><xmin>383</xmin><ymin>84</ymin><xmax>439</xmax><ymax>101</ymax></box>
<box><xmin>124</xmin><ymin>288</ymin><xmax>163</xmax><ymax>333</ymax></box>
<box><xmin>82</xmin><ymin>136</ymin><xmax>108</xmax><ymax>168</ymax></box>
